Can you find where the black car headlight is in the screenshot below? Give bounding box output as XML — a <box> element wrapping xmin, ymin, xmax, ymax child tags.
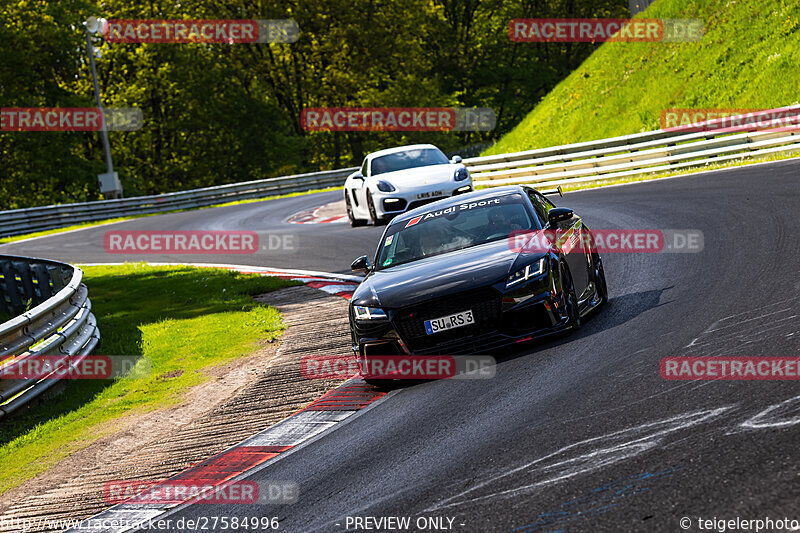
<box><xmin>454</xmin><ymin>167</ymin><xmax>469</xmax><ymax>181</ymax></box>
<box><xmin>505</xmin><ymin>258</ymin><xmax>546</xmax><ymax>289</ymax></box>
<box><xmin>354</xmin><ymin>306</ymin><xmax>388</xmax><ymax>320</ymax></box>
<box><xmin>376</xmin><ymin>180</ymin><xmax>396</xmax><ymax>192</ymax></box>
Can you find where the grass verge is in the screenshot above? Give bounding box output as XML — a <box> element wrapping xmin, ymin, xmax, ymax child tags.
<box><xmin>475</xmin><ymin>151</ymin><xmax>800</xmax><ymax>193</ymax></box>
<box><xmin>0</xmin><ymin>187</ymin><xmax>342</xmax><ymax>245</ymax></box>
<box><xmin>485</xmin><ymin>0</ymin><xmax>800</xmax><ymax>155</ymax></box>
<box><xmin>0</xmin><ymin>263</ymin><xmax>298</xmax><ymax>495</ymax></box>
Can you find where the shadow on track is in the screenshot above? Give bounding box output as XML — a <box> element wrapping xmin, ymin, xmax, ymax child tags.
<box><xmin>494</xmin><ymin>286</ymin><xmax>675</xmax><ymax>365</ymax></box>
<box><xmin>361</xmin><ymin>287</ymin><xmax>673</xmax><ymax>391</ymax></box>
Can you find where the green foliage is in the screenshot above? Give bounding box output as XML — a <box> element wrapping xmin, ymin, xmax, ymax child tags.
<box><xmin>0</xmin><ymin>0</ymin><xmax>627</xmax><ymax>209</ymax></box>
<box><xmin>0</xmin><ymin>0</ymin><xmax>99</xmax><ymax>207</ymax></box>
<box><xmin>486</xmin><ymin>0</ymin><xmax>800</xmax><ymax>155</ymax></box>
<box><xmin>0</xmin><ymin>264</ymin><xmax>297</xmax><ymax>494</ymax></box>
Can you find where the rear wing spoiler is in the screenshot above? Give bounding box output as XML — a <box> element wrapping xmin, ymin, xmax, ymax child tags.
<box><xmin>539</xmin><ymin>185</ymin><xmax>563</xmax><ymax>198</ymax></box>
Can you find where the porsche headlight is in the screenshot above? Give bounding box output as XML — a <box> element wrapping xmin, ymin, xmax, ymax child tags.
<box><xmin>376</xmin><ymin>180</ymin><xmax>396</xmax><ymax>192</ymax></box>
<box><xmin>505</xmin><ymin>258</ymin><xmax>546</xmax><ymax>289</ymax></box>
<box><xmin>454</xmin><ymin>167</ymin><xmax>469</xmax><ymax>181</ymax></box>
<box><xmin>354</xmin><ymin>306</ymin><xmax>388</xmax><ymax>320</ymax></box>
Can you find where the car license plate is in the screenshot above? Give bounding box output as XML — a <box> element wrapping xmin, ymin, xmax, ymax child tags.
<box><xmin>416</xmin><ymin>190</ymin><xmax>443</xmax><ymax>200</ymax></box>
<box><xmin>424</xmin><ymin>310</ymin><xmax>474</xmax><ymax>335</ymax></box>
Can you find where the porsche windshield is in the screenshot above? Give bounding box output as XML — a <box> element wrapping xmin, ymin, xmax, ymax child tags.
<box><xmin>371</xmin><ymin>148</ymin><xmax>450</xmax><ymax>175</ymax></box>
<box><xmin>377</xmin><ymin>194</ymin><xmax>536</xmax><ymax>269</ymax></box>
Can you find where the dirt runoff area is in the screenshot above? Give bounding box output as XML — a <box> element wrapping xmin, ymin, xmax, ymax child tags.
<box><xmin>0</xmin><ymin>285</ymin><xmax>351</xmax><ymax>532</ymax></box>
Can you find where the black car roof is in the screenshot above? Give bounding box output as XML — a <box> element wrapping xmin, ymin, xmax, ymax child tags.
<box><xmin>389</xmin><ymin>185</ymin><xmax>529</xmax><ymax>227</ymax></box>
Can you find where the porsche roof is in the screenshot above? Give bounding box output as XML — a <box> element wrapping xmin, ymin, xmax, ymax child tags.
<box><xmin>366</xmin><ymin>144</ymin><xmax>442</xmax><ymax>159</ymax></box>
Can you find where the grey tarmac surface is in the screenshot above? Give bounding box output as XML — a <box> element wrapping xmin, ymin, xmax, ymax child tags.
<box><xmin>7</xmin><ymin>160</ymin><xmax>800</xmax><ymax>532</ymax></box>
<box><xmin>0</xmin><ymin>191</ymin><xmax>383</xmax><ymax>274</ymax></box>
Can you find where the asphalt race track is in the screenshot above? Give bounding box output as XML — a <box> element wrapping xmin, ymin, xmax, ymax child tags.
<box><xmin>1</xmin><ymin>192</ymin><xmax>385</xmax><ymax>274</ymax></box>
<box><xmin>6</xmin><ymin>159</ymin><xmax>800</xmax><ymax>531</ymax></box>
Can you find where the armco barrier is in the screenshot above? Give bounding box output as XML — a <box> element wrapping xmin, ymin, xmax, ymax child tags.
<box><xmin>0</xmin><ymin>168</ymin><xmax>356</xmax><ymax>238</ymax></box>
<box><xmin>464</xmin><ymin>105</ymin><xmax>800</xmax><ymax>187</ymax></box>
<box><xmin>1</xmin><ymin>106</ymin><xmax>799</xmax><ymax>238</ymax></box>
<box><xmin>0</xmin><ymin>255</ymin><xmax>99</xmax><ymax>417</ymax></box>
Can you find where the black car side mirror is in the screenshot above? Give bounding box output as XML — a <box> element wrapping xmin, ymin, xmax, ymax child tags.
<box><xmin>547</xmin><ymin>207</ymin><xmax>574</xmax><ymax>227</ymax></box>
<box><xmin>351</xmin><ymin>255</ymin><xmax>372</xmax><ymax>273</ymax></box>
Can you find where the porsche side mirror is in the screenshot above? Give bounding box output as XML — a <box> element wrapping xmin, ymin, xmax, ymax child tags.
<box><xmin>451</xmin><ymin>155</ymin><xmax>462</xmax><ymax>164</ymax></box>
<box><xmin>352</xmin><ymin>171</ymin><xmax>364</xmax><ymax>180</ymax></box>
<box><xmin>351</xmin><ymin>255</ymin><xmax>372</xmax><ymax>273</ymax></box>
<box><xmin>547</xmin><ymin>207</ymin><xmax>574</xmax><ymax>227</ymax></box>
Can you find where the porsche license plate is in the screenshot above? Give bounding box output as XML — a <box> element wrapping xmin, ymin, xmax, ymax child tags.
<box><xmin>424</xmin><ymin>310</ymin><xmax>474</xmax><ymax>335</ymax></box>
<box><xmin>416</xmin><ymin>190</ymin><xmax>443</xmax><ymax>200</ymax></box>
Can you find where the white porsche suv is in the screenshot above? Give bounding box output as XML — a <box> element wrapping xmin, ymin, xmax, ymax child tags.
<box><xmin>344</xmin><ymin>144</ymin><xmax>473</xmax><ymax>226</ymax></box>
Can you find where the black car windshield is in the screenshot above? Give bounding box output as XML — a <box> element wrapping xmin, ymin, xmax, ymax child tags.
<box><xmin>371</xmin><ymin>148</ymin><xmax>449</xmax><ymax>175</ymax></box>
<box><xmin>377</xmin><ymin>194</ymin><xmax>536</xmax><ymax>269</ymax></box>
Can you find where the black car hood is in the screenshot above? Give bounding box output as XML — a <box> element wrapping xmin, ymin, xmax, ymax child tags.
<box><xmin>353</xmin><ymin>240</ymin><xmax>539</xmax><ymax>308</ymax></box>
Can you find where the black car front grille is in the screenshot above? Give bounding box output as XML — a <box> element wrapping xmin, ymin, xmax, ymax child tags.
<box><xmin>394</xmin><ymin>288</ymin><xmax>501</xmax><ymax>352</ymax></box>
<box><xmin>503</xmin><ymin>302</ymin><xmax>554</xmax><ymax>334</ymax></box>
<box><xmin>363</xmin><ymin>341</ymin><xmax>404</xmax><ymax>356</ymax></box>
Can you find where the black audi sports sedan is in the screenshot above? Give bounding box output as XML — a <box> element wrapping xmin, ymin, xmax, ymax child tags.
<box><xmin>348</xmin><ymin>185</ymin><xmax>608</xmax><ymax>362</ymax></box>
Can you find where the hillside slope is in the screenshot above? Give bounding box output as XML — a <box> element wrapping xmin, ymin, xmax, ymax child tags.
<box><xmin>486</xmin><ymin>0</ymin><xmax>800</xmax><ymax>155</ymax></box>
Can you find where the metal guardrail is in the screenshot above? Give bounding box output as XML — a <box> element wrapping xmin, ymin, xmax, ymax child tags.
<box><xmin>1</xmin><ymin>106</ymin><xmax>799</xmax><ymax>239</ymax></box>
<box><xmin>464</xmin><ymin>105</ymin><xmax>800</xmax><ymax>187</ymax></box>
<box><xmin>0</xmin><ymin>168</ymin><xmax>356</xmax><ymax>238</ymax></box>
<box><xmin>0</xmin><ymin>255</ymin><xmax>99</xmax><ymax>417</ymax></box>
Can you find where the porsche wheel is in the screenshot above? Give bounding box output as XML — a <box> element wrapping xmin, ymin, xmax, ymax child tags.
<box><xmin>345</xmin><ymin>191</ymin><xmax>366</xmax><ymax>227</ymax></box>
<box><xmin>367</xmin><ymin>191</ymin><xmax>385</xmax><ymax>226</ymax></box>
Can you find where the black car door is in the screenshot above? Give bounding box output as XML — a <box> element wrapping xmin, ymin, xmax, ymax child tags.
<box><xmin>527</xmin><ymin>189</ymin><xmax>590</xmax><ymax>300</ymax></box>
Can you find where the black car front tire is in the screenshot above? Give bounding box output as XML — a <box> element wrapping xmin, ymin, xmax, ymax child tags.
<box><xmin>592</xmin><ymin>252</ymin><xmax>609</xmax><ymax>305</ymax></box>
<box><xmin>560</xmin><ymin>261</ymin><xmax>581</xmax><ymax>330</ymax></box>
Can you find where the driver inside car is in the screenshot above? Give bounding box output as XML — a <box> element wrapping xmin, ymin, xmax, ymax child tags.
<box><xmin>480</xmin><ymin>207</ymin><xmax>523</xmax><ymax>241</ymax></box>
<box><xmin>418</xmin><ymin>225</ymin><xmax>449</xmax><ymax>257</ymax></box>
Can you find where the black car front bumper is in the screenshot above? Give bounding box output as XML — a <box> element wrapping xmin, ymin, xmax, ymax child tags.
<box><xmin>350</xmin><ymin>274</ymin><xmax>571</xmax><ymax>356</ymax></box>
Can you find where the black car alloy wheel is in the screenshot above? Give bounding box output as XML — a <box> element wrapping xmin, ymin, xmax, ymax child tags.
<box><xmin>559</xmin><ymin>260</ymin><xmax>581</xmax><ymax>329</ymax></box>
<box><xmin>591</xmin><ymin>251</ymin><xmax>609</xmax><ymax>305</ymax></box>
